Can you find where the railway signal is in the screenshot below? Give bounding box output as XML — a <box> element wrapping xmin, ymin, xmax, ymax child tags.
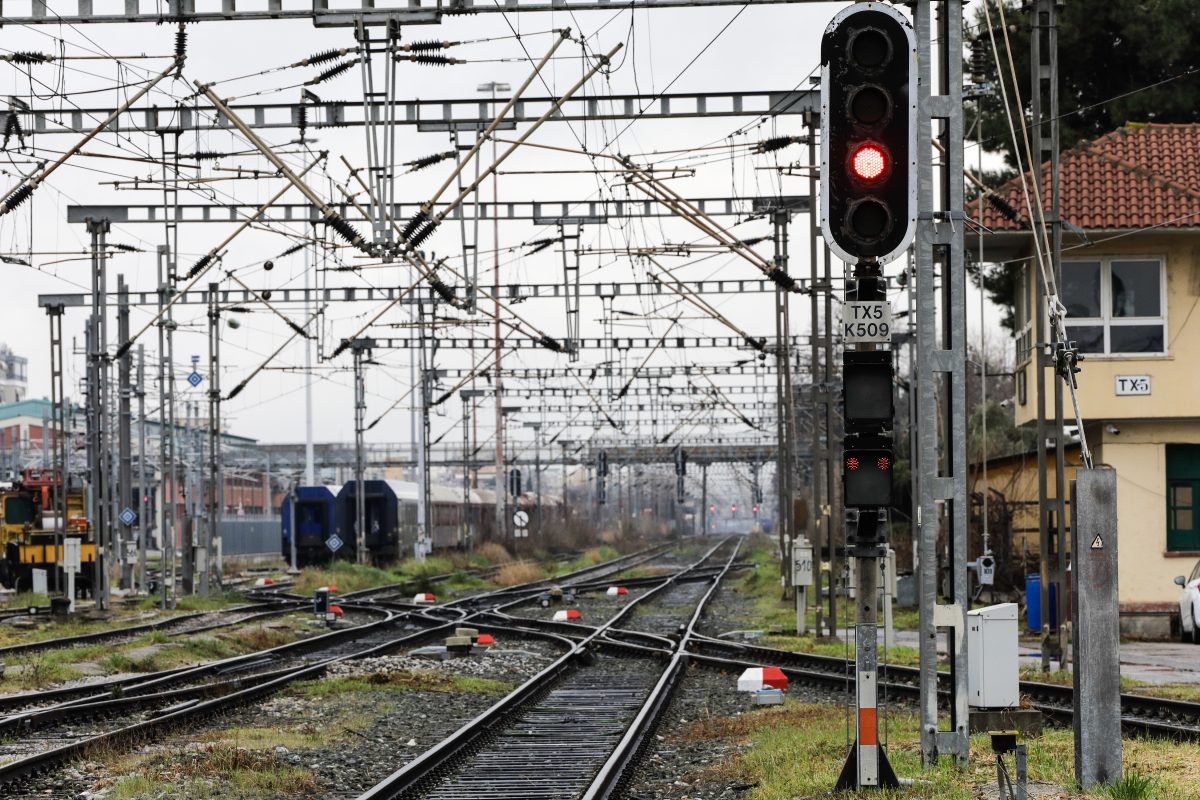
<box><xmin>820</xmin><ymin>2</ymin><xmax>917</xmax><ymax>265</ymax></box>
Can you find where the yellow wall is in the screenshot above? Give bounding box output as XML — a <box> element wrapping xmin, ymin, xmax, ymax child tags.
<box><xmin>978</xmin><ymin>420</ymin><xmax>1200</xmax><ymax>606</ymax></box>
<box><xmin>1095</xmin><ymin>421</ymin><xmax>1200</xmax><ymax>606</ymax></box>
<box><xmin>1014</xmin><ymin>235</ymin><xmax>1200</xmax><ymax>426</ymax></box>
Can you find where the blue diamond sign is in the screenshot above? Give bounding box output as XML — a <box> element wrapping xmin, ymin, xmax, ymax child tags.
<box><xmin>119</xmin><ymin>507</ymin><xmax>137</xmax><ymax>526</ymax></box>
<box><xmin>187</xmin><ymin>371</ymin><xmax>203</xmax><ymax>388</ymax></box>
<box><xmin>326</xmin><ymin>534</ymin><xmax>343</xmax><ymax>553</ymax></box>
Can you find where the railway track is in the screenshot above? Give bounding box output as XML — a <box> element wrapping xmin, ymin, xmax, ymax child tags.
<box><xmin>356</xmin><ymin>538</ymin><xmax>742</xmax><ymax>800</ymax></box>
<box><xmin>686</xmin><ymin>634</ymin><xmax>1200</xmax><ymax>741</ymax></box>
<box><xmin>0</xmin><ymin>602</ymin><xmax>305</xmax><ymax>659</ymax></box>
<box><xmin>0</xmin><ymin>545</ymin><xmax>679</xmax><ymax>791</ymax></box>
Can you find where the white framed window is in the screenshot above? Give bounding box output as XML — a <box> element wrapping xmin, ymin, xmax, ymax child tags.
<box><xmin>1062</xmin><ymin>257</ymin><xmax>1166</xmax><ymax>356</ymax></box>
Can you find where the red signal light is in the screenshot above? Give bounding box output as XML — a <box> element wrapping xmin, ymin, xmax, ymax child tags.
<box><xmin>850</xmin><ymin>143</ymin><xmax>888</xmax><ymax>181</ymax></box>
<box><xmin>731</xmin><ymin>504</ymin><xmax>737</xmax><ymax>513</ymax></box>
<box><xmin>752</xmin><ymin>505</ymin><xmax>759</xmax><ymax>514</ymax></box>
<box><xmin>876</xmin><ymin>456</ymin><xmax>891</xmax><ymax>471</ymax></box>
<box><xmin>709</xmin><ymin>504</ymin><xmax>715</xmax><ymax>512</ymax></box>
<box><xmin>846</xmin><ymin>456</ymin><xmax>861</xmax><ymax>471</ymax></box>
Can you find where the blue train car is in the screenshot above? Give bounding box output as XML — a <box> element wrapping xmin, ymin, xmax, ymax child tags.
<box><xmin>280</xmin><ymin>485</ymin><xmax>339</xmax><ymax>567</ymax></box>
<box><xmin>336</xmin><ymin>480</ymin><xmax>415</xmax><ymax>563</ymax></box>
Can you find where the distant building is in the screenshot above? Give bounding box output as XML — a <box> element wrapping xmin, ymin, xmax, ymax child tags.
<box><xmin>0</xmin><ymin>344</ymin><xmax>27</xmax><ymax>404</ymax></box>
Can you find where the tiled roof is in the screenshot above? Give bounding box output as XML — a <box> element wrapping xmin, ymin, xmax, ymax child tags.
<box><xmin>975</xmin><ymin>123</ymin><xmax>1200</xmax><ymax>232</ymax></box>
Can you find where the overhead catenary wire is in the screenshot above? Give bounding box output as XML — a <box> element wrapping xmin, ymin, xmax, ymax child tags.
<box><xmin>0</xmin><ymin>55</ymin><xmax>182</xmax><ymax>215</ymax></box>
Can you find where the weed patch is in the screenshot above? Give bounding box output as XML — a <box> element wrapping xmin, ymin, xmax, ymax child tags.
<box><xmin>290</xmin><ymin>670</ymin><xmax>511</xmax><ymax>697</ymax></box>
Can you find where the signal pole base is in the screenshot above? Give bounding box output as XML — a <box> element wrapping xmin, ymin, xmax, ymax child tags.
<box><xmin>834</xmin><ymin>741</ymin><xmax>900</xmax><ymax>791</ymax></box>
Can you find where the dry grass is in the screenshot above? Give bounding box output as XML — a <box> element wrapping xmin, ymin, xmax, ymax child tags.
<box><xmin>474</xmin><ymin>542</ymin><xmax>513</xmax><ymax>565</ymax></box>
<box><xmin>493</xmin><ymin>562</ymin><xmax>546</xmax><ymax>586</ymax></box>
<box><xmin>105</xmin><ymin>745</ymin><xmax>318</xmax><ymax>799</ymax></box>
<box><xmin>671</xmin><ymin>699</ymin><xmax>1200</xmax><ymax>800</ymax></box>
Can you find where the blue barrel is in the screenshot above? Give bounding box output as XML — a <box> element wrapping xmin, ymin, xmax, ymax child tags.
<box><xmin>1025</xmin><ymin>574</ymin><xmax>1058</xmax><ymax>632</ymax></box>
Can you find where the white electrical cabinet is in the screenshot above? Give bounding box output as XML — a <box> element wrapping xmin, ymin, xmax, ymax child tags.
<box><xmin>967</xmin><ymin>603</ymin><xmax>1019</xmax><ymax>709</ymax></box>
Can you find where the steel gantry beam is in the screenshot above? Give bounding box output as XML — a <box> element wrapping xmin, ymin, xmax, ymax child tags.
<box><xmin>587</xmin><ymin>443</ymin><xmax>777</xmax><ymax>465</ymax></box>
<box><xmin>0</xmin><ymin>0</ymin><xmax>822</xmax><ymax>27</ymax></box>
<box><xmin>66</xmin><ymin>196</ymin><xmax>808</xmax><ymax>226</ymax></box>
<box><xmin>12</xmin><ymin>90</ymin><xmax>817</xmax><ymax>136</ymax></box>
<box><xmin>39</xmin><ymin>279</ymin><xmax>801</xmax><ymax>310</ymax></box>
<box><xmin>357</xmin><ymin>334</ymin><xmax>805</xmax><ymax>350</ymax></box>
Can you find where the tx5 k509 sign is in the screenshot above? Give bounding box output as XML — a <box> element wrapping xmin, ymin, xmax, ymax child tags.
<box><xmin>842</xmin><ymin>300</ymin><xmax>892</xmax><ymax>343</ymax></box>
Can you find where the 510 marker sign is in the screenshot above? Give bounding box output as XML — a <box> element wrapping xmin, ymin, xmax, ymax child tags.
<box><xmin>841</xmin><ymin>301</ymin><xmax>892</xmax><ymax>344</ymax></box>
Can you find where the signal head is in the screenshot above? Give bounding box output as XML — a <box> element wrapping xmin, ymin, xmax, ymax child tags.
<box><xmin>820</xmin><ymin>3</ymin><xmax>917</xmax><ymax>264</ymax></box>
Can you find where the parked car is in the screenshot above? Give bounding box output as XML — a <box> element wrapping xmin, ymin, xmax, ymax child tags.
<box><xmin>1174</xmin><ymin>559</ymin><xmax>1200</xmax><ymax>644</ymax></box>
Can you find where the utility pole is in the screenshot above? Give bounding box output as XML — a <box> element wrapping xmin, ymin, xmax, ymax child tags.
<box><xmin>181</xmin><ymin>401</ymin><xmax>195</xmax><ymax>596</ymax></box>
<box><xmin>304</xmin><ymin>237</ymin><xmax>316</xmax><ymax>486</ymax></box>
<box><xmin>136</xmin><ymin>345</ymin><xmax>148</xmax><ymax>593</ymax></box>
<box><xmin>461</xmin><ymin>388</ymin><xmax>486</xmax><ymax>548</ymax></box>
<box><xmin>157</xmin><ymin>245</ymin><xmax>177</xmax><ymax>610</ymax></box>
<box><xmin>117</xmin><ymin>276</ymin><xmax>133</xmax><ymax>589</ymax></box>
<box><xmin>203</xmin><ymin>282</ymin><xmax>222</xmax><ymax>594</ymax></box>
<box><xmin>47</xmin><ymin>303</ymin><xmax>67</xmax><ymax>596</ymax></box>
<box><xmin>351</xmin><ymin>338</ymin><xmax>373</xmax><ymax>564</ymax></box>
<box><xmin>85</xmin><ymin>217</ymin><xmax>111</xmax><ymax>611</ymax></box>
<box><xmin>773</xmin><ymin>208</ymin><xmax>796</xmax><ymax>595</ymax></box>
<box><xmin>480</xmin><ymin>81</ymin><xmax>510</xmax><ymax>550</ymax></box>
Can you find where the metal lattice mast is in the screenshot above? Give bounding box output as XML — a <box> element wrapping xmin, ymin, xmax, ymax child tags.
<box><xmin>117</xmin><ymin>276</ymin><xmax>133</xmax><ymax>589</ymax></box>
<box><xmin>915</xmin><ymin>0</ymin><xmax>970</xmax><ymax>768</ymax></box>
<box><xmin>1031</xmin><ymin>0</ymin><xmax>1067</xmax><ymax>672</ymax></box>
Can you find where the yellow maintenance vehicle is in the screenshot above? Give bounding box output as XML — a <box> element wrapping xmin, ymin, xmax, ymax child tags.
<box><xmin>0</xmin><ymin>468</ymin><xmax>95</xmax><ymax>592</ymax></box>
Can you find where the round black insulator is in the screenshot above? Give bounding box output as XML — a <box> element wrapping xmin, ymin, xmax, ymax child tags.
<box><xmin>0</xmin><ymin>184</ymin><xmax>33</xmax><ymax>215</ymax></box>
<box><xmin>185</xmin><ymin>253</ymin><xmax>213</xmax><ymax>280</ymax></box>
<box><xmin>306</xmin><ymin>60</ymin><xmax>355</xmax><ymax>87</ymax></box>
<box><xmin>407</xmin><ymin>152</ymin><xmax>451</xmax><ymax>172</ymax></box>
<box><xmin>305</xmin><ymin>49</ymin><xmax>345</xmax><ymax>66</ymax></box>
<box><xmin>971</xmin><ymin>37</ymin><xmax>989</xmax><ymax>84</ymax></box>
<box><xmin>401</xmin><ymin>210</ymin><xmax>429</xmax><ymax>242</ymax></box>
<box><xmin>756</xmin><ymin>136</ymin><xmax>795</xmax><ymax>154</ymax></box>
<box><xmin>429</xmin><ymin>277</ymin><xmax>456</xmax><ymax>305</ymax></box>
<box><xmin>411</xmin><ymin>54</ymin><xmax>455</xmax><ymax>67</ymax></box>
<box><xmin>847</xmin><ymin>26</ymin><xmax>892</xmax><ymax>71</ymax></box>
<box><xmin>767</xmin><ymin>267</ymin><xmax>796</xmax><ymax>292</ymax></box>
<box><xmin>987</xmin><ymin>193</ymin><xmax>1020</xmax><ymax>222</ymax></box>
<box><xmin>407</xmin><ymin>219</ymin><xmax>438</xmax><ymax>248</ymax></box>
<box><xmin>11</xmin><ymin>52</ymin><xmax>52</xmax><ymax>64</ymax></box>
<box><xmin>325</xmin><ymin>214</ymin><xmax>365</xmax><ymax>248</ymax></box>
<box><xmin>262</xmin><ymin>290</ymin><xmax>273</xmax><ymax>300</ymax></box>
